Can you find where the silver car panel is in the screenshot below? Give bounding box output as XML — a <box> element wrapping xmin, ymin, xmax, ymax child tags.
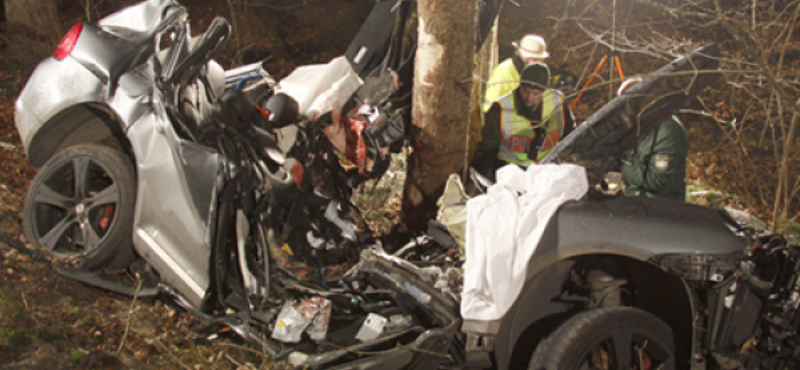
<box><xmin>127</xmin><ymin>99</ymin><xmax>219</xmax><ymax>307</ymax></box>
<box><xmin>15</xmin><ymin>57</ymin><xmax>106</xmax><ymax>164</ymax></box>
<box><xmin>16</xmin><ymin>0</ymin><xmax>220</xmax><ymax>307</ymax></box>
<box><xmin>112</xmin><ymin>65</ymin><xmax>155</xmax><ymax>127</ymax></box>
<box><xmin>70</xmin><ymin>22</ymin><xmax>134</xmax><ymax>86</ymax></box>
<box><xmin>15</xmin><ymin>0</ymin><xmax>184</xmax><ymax>163</ymax></box>
<box><xmin>15</xmin><ymin>57</ymin><xmax>158</xmax><ymax>167</ymax></box>
<box><xmin>98</xmin><ymin>0</ymin><xmax>180</xmax><ymax>36</ymax></box>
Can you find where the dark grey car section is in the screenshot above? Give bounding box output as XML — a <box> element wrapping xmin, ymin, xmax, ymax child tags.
<box><xmin>535</xmin><ymin>196</ymin><xmax>748</xmax><ymax>260</ymax></box>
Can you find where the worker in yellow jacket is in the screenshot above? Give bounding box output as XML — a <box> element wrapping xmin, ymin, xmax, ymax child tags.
<box><xmin>483</xmin><ymin>34</ymin><xmax>549</xmax><ymax>112</ymax></box>
<box><xmin>472</xmin><ymin>63</ymin><xmax>575</xmax><ymax>181</ymax></box>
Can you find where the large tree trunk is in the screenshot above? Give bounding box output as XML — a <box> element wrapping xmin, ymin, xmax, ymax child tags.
<box><xmin>5</xmin><ymin>0</ymin><xmax>60</xmax><ymax>40</ymax></box>
<box><xmin>469</xmin><ymin>19</ymin><xmax>498</xmax><ymax>165</ymax></box>
<box><xmin>402</xmin><ymin>0</ymin><xmax>477</xmax><ymax>230</ymax></box>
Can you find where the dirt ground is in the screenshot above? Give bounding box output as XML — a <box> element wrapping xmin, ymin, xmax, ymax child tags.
<box><xmin>1</xmin><ymin>88</ymin><xmax>175</xmax><ymax>369</ymax></box>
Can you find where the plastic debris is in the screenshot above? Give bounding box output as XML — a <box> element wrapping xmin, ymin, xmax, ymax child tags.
<box><xmin>304</xmin><ymin>298</ymin><xmax>332</xmax><ymax>342</ymax></box>
<box><xmin>355</xmin><ymin>313</ymin><xmax>387</xmax><ymax>342</ymax></box>
<box><xmin>436</xmin><ymin>174</ymin><xmax>470</xmax><ymax>251</ymax></box>
<box><xmin>288</xmin><ymin>352</ymin><xmax>310</xmax><ymax>366</ymax></box>
<box><xmin>384</xmin><ymin>314</ymin><xmax>414</xmax><ymax>334</ymax></box>
<box><xmin>272</xmin><ymin>298</ymin><xmax>332</xmax><ymax>343</ymax></box>
<box><xmin>272</xmin><ymin>302</ymin><xmax>310</xmax><ymax>343</ymax></box>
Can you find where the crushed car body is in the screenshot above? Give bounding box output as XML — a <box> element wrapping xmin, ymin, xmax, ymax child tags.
<box><xmin>10</xmin><ymin>1</ymin><xmax>800</xmax><ymax>369</ymax></box>
<box><xmin>13</xmin><ymin>0</ymin><xmax>473</xmax><ymax>368</ymax></box>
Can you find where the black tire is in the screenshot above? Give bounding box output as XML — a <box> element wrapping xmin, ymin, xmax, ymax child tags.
<box><xmin>529</xmin><ymin>307</ymin><xmax>675</xmax><ymax>370</ymax></box>
<box><xmin>23</xmin><ymin>144</ymin><xmax>137</xmax><ymax>270</ymax></box>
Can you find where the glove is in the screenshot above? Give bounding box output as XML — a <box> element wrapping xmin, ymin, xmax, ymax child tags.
<box><xmin>527</xmin><ymin>127</ymin><xmax>546</xmax><ymax>161</ymax></box>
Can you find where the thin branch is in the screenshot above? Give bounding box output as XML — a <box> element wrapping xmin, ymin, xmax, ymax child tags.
<box><xmin>117</xmin><ymin>274</ymin><xmax>143</xmax><ymax>355</ymax></box>
<box><xmin>546</xmin><ymin>0</ymin><xmax>577</xmax><ymax>44</ymax></box>
<box><xmin>629</xmin><ymin>0</ymin><xmax>716</xmax><ymax>20</ymax></box>
<box><xmin>776</xmin><ymin>110</ymin><xmax>799</xmax><ymax>221</ymax></box>
<box><xmin>775</xmin><ymin>0</ymin><xmax>800</xmax><ymax>82</ymax></box>
<box><xmin>574</xmin><ymin>22</ymin><xmax>674</xmax><ymax>60</ymax></box>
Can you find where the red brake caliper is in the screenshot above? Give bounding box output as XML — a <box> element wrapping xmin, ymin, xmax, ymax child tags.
<box><xmin>99</xmin><ymin>204</ymin><xmax>115</xmax><ymax>231</ymax></box>
<box><xmin>638</xmin><ymin>346</ymin><xmax>653</xmax><ymax>370</ymax></box>
<box><xmin>643</xmin><ymin>353</ymin><xmax>653</xmax><ymax>370</ymax></box>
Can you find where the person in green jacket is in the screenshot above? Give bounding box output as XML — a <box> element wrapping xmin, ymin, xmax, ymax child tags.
<box><xmin>482</xmin><ymin>34</ymin><xmax>549</xmax><ymax>112</ymax></box>
<box><xmin>618</xmin><ymin>77</ymin><xmax>689</xmax><ymax>202</ymax></box>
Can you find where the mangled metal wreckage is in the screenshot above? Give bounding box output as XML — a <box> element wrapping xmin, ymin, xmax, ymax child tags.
<box><xmin>10</xmin><ymin>0</ymin><xmax>800</xmax><ymax>369</ymax></box>
<box><xmin>11</xmin><ymin>0</ymin><xmax>472</xmax><ymax>367</ymax></box>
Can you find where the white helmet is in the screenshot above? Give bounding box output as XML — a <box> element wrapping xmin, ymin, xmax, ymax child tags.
<box><xmin>514</xmin><ymin>34</ymin><xmax>549</xmax><ymax>60</ymax></box>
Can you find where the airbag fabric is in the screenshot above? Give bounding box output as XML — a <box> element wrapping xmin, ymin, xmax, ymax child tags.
<box><xmin>461</xmin><ymin>164</ymin><xmax>588</xmax><ymax>321</ymax></box>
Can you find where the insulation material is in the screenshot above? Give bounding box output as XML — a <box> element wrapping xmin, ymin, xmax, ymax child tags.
<box><xmin>461</xmin><ymin>164</ymin><xmax>588</xmax><ymax>321</ymax></box>
<box><xmin>436</xmin><ymin>173</ymin><xmax>470</xmax><ymax>252</ymax></box>
<box><xmin>276</xmin><ymin>56</ymin><xmax>363</xmax><ymax>122</ymax></box>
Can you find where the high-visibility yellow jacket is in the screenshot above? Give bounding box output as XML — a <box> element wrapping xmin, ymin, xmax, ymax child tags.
<box><xmin>483</xmin><ymin>58</ymin><xmax>521</xmax><ymax>112</ymax></box>
<box><xmin>494</xmin><ymin>90</ymin><xmax>565</xmax><ymax>166</ymax></box>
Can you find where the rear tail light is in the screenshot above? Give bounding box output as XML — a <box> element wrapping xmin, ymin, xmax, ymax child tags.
<box><xmin>53</xmin><ymin>22</ymin><xmax>83</xmax><ymax>61</ymax></box>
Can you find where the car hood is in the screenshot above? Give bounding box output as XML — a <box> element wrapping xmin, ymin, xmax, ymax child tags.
<box><xmin>542</xmin><ymin>45</ymin><xmax>719</xmax><ymax>170</ymax></box>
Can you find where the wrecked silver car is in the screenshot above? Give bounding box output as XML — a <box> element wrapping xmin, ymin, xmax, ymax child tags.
<box><xmin>14</xmin><ymin>0</ymin><xmax>465</xmax><ymax>368</ymax></box>
<box><xmin>11</xmin><ymin>0</ymin><xmax>800</xmax><ymax>369</ymax></box>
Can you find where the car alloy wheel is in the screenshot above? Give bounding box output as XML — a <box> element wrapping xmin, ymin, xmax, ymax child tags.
<box><xmin>529</xmin><ymin>306</ymin><xmax>675</xmax><ymax>370</ymax></box>
<box><xmin>23</xmin><ymin>144</ymin><xmax>137</xmax><ymax>270</ymax></box>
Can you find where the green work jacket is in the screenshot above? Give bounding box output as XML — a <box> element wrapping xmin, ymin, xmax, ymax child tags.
<box><xmin>621</xmin><ymin>116</ymin><xmax>688</xmax><ymax>202</ymax></box>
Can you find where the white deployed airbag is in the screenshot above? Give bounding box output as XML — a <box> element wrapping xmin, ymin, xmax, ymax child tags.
<box><xmin>461</xmin><ymin>163</ymin><xmax>588</xmax><ymax>321</ymax></box>
<box><xmin>276</xmin><ymin>56</ymin><xmax>363</xmax><ymax>122</ymax></box>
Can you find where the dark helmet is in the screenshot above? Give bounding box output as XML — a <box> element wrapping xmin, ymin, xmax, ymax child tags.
<box><xmin>263</xmin><ymin>92</ymin><xmax>299</xmax><ymax>128</ymax></box>
<box><xmin>520</xmin><ymin>62</ymin><xmax>551</xmax><ymax>91</ymax></box>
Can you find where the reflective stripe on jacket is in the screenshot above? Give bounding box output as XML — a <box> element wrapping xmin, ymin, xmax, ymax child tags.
<box><xmin>496</xmin><ymin>90</ymin><xmax>564</xmax><ymax>167</ymax></box>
